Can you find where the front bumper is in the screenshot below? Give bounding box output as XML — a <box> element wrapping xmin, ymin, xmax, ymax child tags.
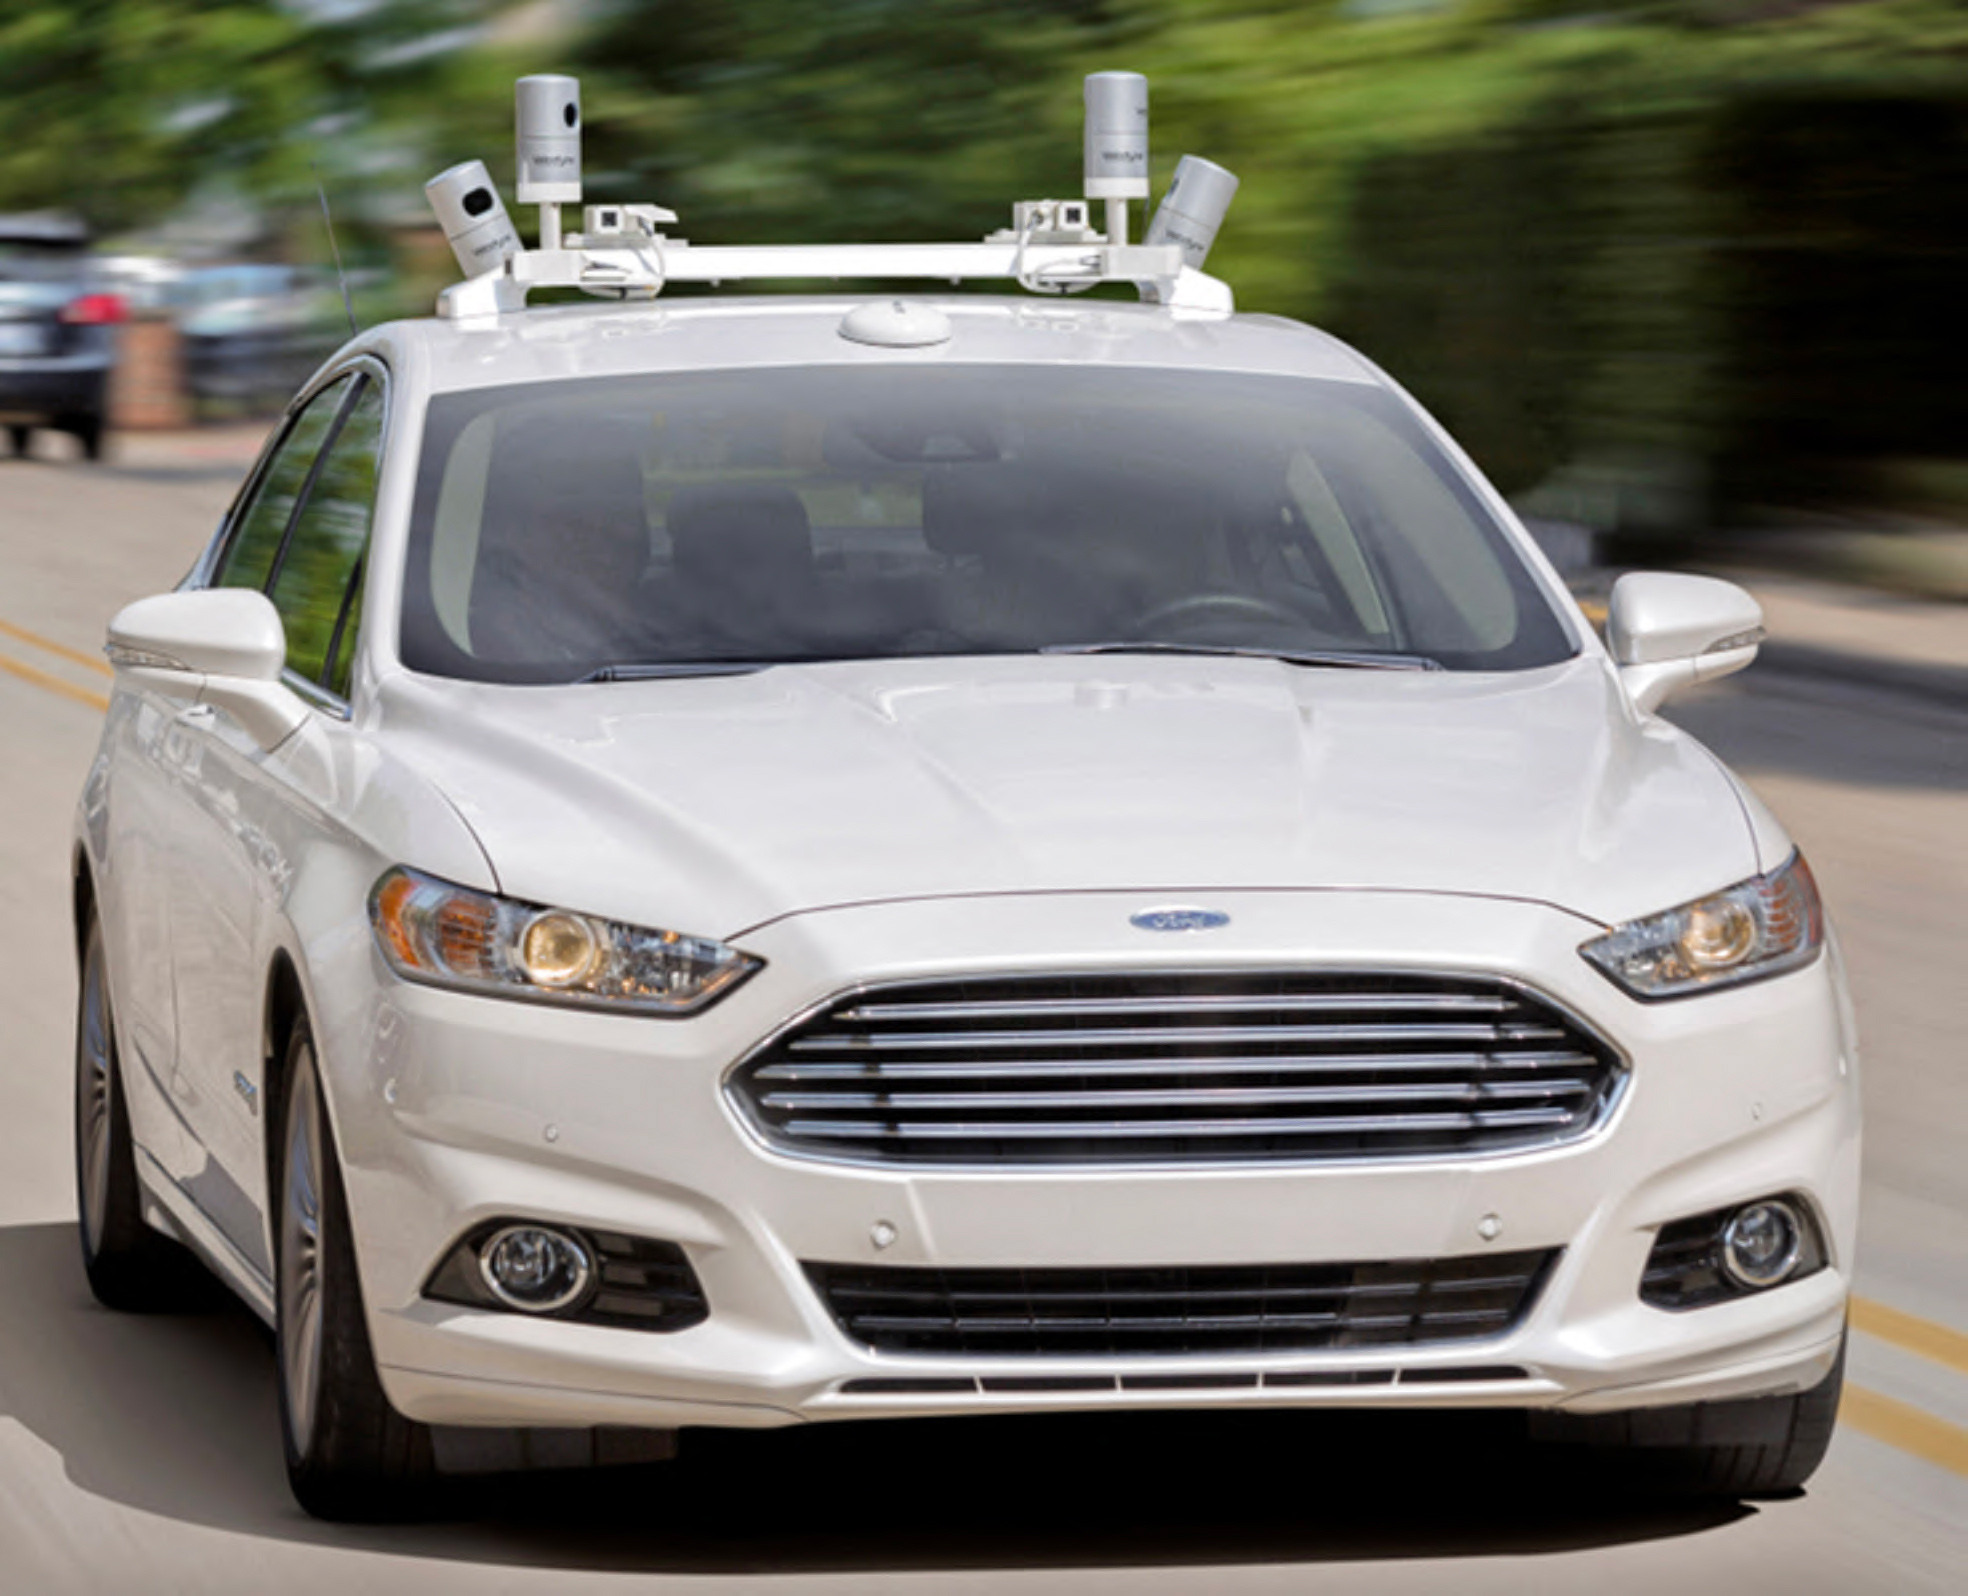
<box><xmin>314</xmin><ymin>890</ymin><xmax>1859</xmax><ymax>1432</ymax></box>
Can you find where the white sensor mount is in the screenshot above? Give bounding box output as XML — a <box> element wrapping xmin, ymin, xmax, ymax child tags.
<box><xmin>425</xmin><ymin>160</ymin><xmax>522</xmax><ymax>279</ymax></box>
<box><xmin>1083</xmin><ymin>71</ymin><xmax>1150</xmax><ymax>201</ymax></box>
<box><xmin>433</xmin><ymin>68</ymin><xmax>1237</xmax><ymax>320</ymax></box>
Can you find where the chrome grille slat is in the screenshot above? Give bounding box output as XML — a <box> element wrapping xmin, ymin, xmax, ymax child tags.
<box><xmin>807</xmin><ymin>1249</ymin><xmax>1560</xmax><ymax>1356</ymax></box>
<box><xmin>761</xmin><ymin>1080</ymin><xmax>1595</xmax><ymax>1112</ymax></box>
<box><xmin>787</xmin><ymin>1021</ymin><xmax>1567</xmax><ymax>1052</ymax></box>
<box><xmin>733</xmin><ymin>971</ymin><xmax>1622</xmax><ymax>1166</ymax></box>
<box><xmin>838</xmin><ymin>991</ymin><xmax>1518</xmax><ymax>1022</ymax></box>
<box><xmin>755</xmin><ymin>1048</ymin><xmax>1602</xmax><ymax>1082</ymax></box>
<box><xmin>781</xmin><ymin>1107</ymin><xmax>1581</xmax><ymax>1141</ymax></box>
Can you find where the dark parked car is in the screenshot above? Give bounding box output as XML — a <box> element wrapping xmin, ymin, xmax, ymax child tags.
<box><xmin>176</xmin><ymin>264</ymin><xmax>343</xmax><ymax>416</ymax></box>
<box><xmin>0</xmin><ymin>213</ymin><xmax>122</xmax><ymax>459</ymax></box>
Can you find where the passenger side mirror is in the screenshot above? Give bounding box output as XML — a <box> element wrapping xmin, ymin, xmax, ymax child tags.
<box><xmin>106</xmin><ymin>589</ymin><xmax>307</xmax><ymax>748</ymax></box>
<box><xmin>1606</xmin><ymin>572</ymin><xmax>1765</xmax><ymax>716</ymax></box>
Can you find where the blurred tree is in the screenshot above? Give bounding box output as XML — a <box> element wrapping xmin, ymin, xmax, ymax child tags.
<box><xmin>563</xmin><ymin>0</ymin><xmax>1111</xmax><ymax>244</ymax></box>
<box><xmin>0</xmin><ymin>1</ymin><xmax>502</xmax><ymax>238</ymax></box>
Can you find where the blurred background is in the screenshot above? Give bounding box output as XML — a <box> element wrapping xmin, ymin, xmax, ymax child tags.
<box><xmin>5</xmin><ymin>0</ymin><xmax>1968</xmax><ymax>595</ymax></box>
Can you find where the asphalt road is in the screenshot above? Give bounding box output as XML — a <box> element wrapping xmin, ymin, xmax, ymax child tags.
<box><xmin>1</xmin><ymin>429</ymin><xmax>1963</xmax><ymax>1593</ymax></box>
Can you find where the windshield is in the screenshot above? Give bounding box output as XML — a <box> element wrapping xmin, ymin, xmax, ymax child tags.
<box><xmin>0</xmin><ymin>239</ymin><xmax>87</xmax><ymax>283</ymax></box>
<box><xmin>401</xmin><ymin>364</ymin><xmax>1575</xmax><ymax>683</ymax></box>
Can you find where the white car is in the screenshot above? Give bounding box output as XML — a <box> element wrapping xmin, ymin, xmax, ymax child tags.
<box><xmin>74</xmin><ymin>239</ymin><xmax>1857</xmax><ymax>1520</ymax></box>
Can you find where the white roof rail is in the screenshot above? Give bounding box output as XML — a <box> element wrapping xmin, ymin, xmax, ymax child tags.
<box><xmin>437</xmin><ymin>237</ymin><xmax>1232</xmax><ymax>319</ymax></box>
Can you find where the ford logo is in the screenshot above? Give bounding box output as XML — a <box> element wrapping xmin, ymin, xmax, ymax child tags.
<box><xmin>1130</xmin><ymin>906</ymin><xmax>1231</xmax><ymax>933</ymax></box>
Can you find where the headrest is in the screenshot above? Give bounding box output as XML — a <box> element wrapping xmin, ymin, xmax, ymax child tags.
<box><xmin>922</xmin><ymin>466</ymin><xmax>1044</xmax><ymax>559</ymax></box>
<box><xmin>666</xmin><ymin>481</ymin><xmax>813</xmax><ymax>590</ymax></box>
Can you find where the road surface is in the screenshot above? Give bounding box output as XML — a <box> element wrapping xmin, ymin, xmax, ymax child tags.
<box><xmin>1</xmin><ymin>429</ymin><xmax>1962</xmax><ymax>1592</ymax></box>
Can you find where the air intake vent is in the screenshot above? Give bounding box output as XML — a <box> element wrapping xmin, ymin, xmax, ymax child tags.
<box><xmin>808</xmin><ymin>1249</ymin><xmax>1558</xmax><ymax>1357</ymax></box>
<box><xmin>732</xmin><ymin>971</ymin><xmax>1620</xmax><ymax>1166</ymax></box>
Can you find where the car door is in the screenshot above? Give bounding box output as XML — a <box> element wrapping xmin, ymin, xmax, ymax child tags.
<box><xmin>103</xmin><ymin>378</ymin><xmax>352</xmax><ymax>1197</ymax></box>
<box><xmin>162</xmin><ymin>369</ymin><xmax>379</xmax><ymax>1272</ymax></box>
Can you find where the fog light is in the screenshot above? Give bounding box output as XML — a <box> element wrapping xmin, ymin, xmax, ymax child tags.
<box><xmin>478</xmin><ymin>1224</ymin><xmax>593</xmax><ymax>1313</ymax></box>
<box><xmin>1720</xmin><ymin>1200</ymin><xmax>1803</xmax><ymax>1290</ymax></box>
<box><xmin>1641</xmin><ymin>1191</ymin><xmax>1826</xmax><ymax>1310</ymax></box>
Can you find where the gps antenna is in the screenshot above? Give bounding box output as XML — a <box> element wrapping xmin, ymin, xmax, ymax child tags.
<box><xmin>311</xmin><ymin>163</ymin><xmax>359</xmax><ymax>338</ymax></box>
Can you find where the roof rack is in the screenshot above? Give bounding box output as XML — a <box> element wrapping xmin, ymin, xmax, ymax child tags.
<box><xmin>425</xmin><ymin>72</ymin><xmax>1239</xmax><ymax>321</ymax></box>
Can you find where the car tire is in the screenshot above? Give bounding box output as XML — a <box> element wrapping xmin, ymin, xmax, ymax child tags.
<box><xmin>1530</xmin><ymin>1334</ymin><xmax>1845</xmax><ymax>1498</ymax></box>
<box><xmin>69</xmin><ymin>414</ymin><xmax>105</xmax><ymax>462</ymax></box>
<box><xmin>75</xmin><ymin>912</ymin><xmax>193</xmax><ymax>1309</ymax></box>
<box><xmin>7</xmin><ymin>424</ymin><xmax>30</xmax><ymax>459</ymax></box>
<box><xmin>275</xmin><ymin>1020</ymin><xmax>435</xmax><ymax>1520</ymax></box>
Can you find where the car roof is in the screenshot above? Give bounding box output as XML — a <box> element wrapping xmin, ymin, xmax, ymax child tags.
<box><xmin>0</xmin><ymin>211</ymin><xmax>89</xmax><ymax>246</ymax></box>
<box><xmin>357</xmin><ymin>295</ymin><xmax>1388</xmax><ymax>399</ymax></box>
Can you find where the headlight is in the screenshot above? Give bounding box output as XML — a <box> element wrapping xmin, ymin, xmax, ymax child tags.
<box><xmin>368</xmin><ymin>866</ymin><xmax>761</xmax><ymax>1014</ymax></box>
<box><xmin>1579</xmin><ymin>852</ymin><xmax>1823</xmax><ymax>1000</ymax></box>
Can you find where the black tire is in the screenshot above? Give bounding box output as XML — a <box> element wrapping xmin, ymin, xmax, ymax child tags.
<box><xmin>1530</xmin><ymin>1334</ymin><xmax>1845</xmax><ymax>1498</ymax></box>
<box><xmin>75</xmin><ymin>912</ymin><xmax>191</xmax><ymax>1309</ymax></box>
<box><xmin>8</xmin><ymin>424</ymin><xmax>30</xmax><ymax>458</ymax></box>
<box><xmin>275</xmin><ymin>1021</ymin><xmax>434</xmax><ymax>1520</ymax></box>
<box><xmin>70</xmin><ymin>414</ymin><xmax>105</xmax><ymax>461</ymax></box>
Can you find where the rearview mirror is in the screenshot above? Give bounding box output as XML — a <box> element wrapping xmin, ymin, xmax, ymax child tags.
<box><xmin>107</xmin><ymin>589</ymin><xmax>306</xmax><ymax>748</ymax></box>
<box><xmin>1606</xmin><ymin>572</ymin><xmax>1764</xmax><ymax>716</ymax></box>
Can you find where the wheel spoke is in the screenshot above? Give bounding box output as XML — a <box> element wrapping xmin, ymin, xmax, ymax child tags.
<box><xmin>76</xmin><ymin>930</ymin><xmax>114</xmax><ymax>1256</ymax></box>
<box><xmin>279</xmin><ymin>1051</ymin><xmax>328</xmax><ymax>1457</ymax></box>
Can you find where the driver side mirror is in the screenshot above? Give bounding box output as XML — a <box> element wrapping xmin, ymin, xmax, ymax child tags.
<box><xmin>1606</xmin><ymin>572</ymin><xmax>1765</xmax><ymax>716</ymax></box>
<box><xmin>106</xmin><ymin>588</ymin><xmax>308</xmax><ymax>749</ymax></box>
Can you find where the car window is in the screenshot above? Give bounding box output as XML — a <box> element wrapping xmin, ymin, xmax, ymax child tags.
<box><xmin>268</xmin><ymin>379</ymin><xmax>385</xmax><ymax>689</ymax></box>
<box><xmin>0</xmin><ymin>239</ymin><xmax>88</xmax><ymax>282</ymax></box>
<box><xmin>214</xmin><ymin>377</ymin><xmax>354</xmax><ymax>593</ymax></box>
<box><xmin>403</xmin><ymin>366</ymin><xmax>1575</xmax><ymax>681</ymax></box>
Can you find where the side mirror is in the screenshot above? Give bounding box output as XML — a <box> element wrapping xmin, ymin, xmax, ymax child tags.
<box><xmin>106</xmin><ymin>589</ymin><xmax>306</xmax><ymax>748</ymax></box>
<box><xmin>1605</xmin><ymin>572</ymin><xmax>1764</xmax><ymax>716</ymax></box>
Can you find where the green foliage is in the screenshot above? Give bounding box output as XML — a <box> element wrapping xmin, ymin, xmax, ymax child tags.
<box><xmin>1114</xmin><ymin>0</ymin><xmax>1968</xmax><ymax>518</ymax></box>
<box><xmin>566</xmin><ymin>0</ymin><xmax>1111</xmax><ymax>246</ymax></box>
<box><xmin>0</xmin><ymin>2</ymin><xmax>500</xmax><ymax>240</ymax></box>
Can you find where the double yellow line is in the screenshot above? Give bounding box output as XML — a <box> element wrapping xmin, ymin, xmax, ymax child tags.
<box><xmin>4</xmin><ymin>605</ymin><xmax>1967</xmax><ymax>1478</ymax></box>
<box><xmin>1845</xmin><ymin>1296</ymin><xmax>1968</xmax><ymax>1477</ymax></box>
<box><xmin>0</xmin><ymin>616</ymin><xmax>110</xmax><ymax>711</ymax></box>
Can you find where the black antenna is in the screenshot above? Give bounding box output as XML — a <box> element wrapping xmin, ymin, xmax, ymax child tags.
<box><xmin>312</xmin><ymin>161</ymin><xmax>359</xmax><ymax>339</ymax></box>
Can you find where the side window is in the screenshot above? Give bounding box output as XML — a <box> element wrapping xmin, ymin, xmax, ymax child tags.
<box><xmin>268</xmin><ymin>379</ymin><xmax>386</xmax><ymax>690</ymax></box>
<box><xmin>213</xmin><ymin>377</ymin><xmax>354</xmax><ymax>592</ymax></box>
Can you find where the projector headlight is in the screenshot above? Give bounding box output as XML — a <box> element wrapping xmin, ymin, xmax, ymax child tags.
<box><xmin>1580</xmin><ymin>852</ymin><xmax>1823</xmax><ymax>1001</ymax></box>
<box><xmin>369</xmin><ymin>866</ymin><xmax>761</xmax><ymax>1014</ymax></box>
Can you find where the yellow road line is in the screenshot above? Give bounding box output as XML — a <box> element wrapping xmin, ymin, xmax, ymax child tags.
<box><xmin>1842</xmin><ymin>1385</ymin><xmax>1968</xmax><ymax>1479</ymax></box>
<box><xmin>0</xmin><ymin>648</ymin><xmax>109</xmax><ymax>712</ymax></box>
<box><xmin>0</xmin><ymin>615</ymin><xmax>111</xmax><ymax>677</ymax></box>
<box><xmin>1851</xmin><ymin>1295</ymin><xmax>1968</xmax><ymax>1378</ymax></box>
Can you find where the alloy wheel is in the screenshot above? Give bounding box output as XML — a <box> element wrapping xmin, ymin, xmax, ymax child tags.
<box><xmin>76</xmin><ymin>925</ymin><xmax>114</xmax><ymax>1259</ymax></box>
<box><xmin>278</xmin><ymin>1056</ymin><xmax>326</xmax><ymax>1458</ymax></box>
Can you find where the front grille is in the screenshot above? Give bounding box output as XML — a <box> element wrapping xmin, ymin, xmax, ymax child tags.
<box><xmin>731</xmin><ymin>970</ymin><xmax>1621</xmax><ymax>1166</ymax></box>
<box><xmin>808</xmin><ymin>1249</ymin><xmax>1558</xmax><ymax>1357</ymax></box>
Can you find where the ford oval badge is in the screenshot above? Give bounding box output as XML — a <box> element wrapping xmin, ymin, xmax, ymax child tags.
<box><xmin>1131</xmin><ymin>906</ymin><xmax>1231</xmax><ymax>933</ymax></box>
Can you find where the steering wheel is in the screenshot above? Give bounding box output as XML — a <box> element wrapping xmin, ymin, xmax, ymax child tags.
<box><xmin>1129</xmin><ymin>591</ymin><xmax>1305</xmax><ymax>638</ymax></box>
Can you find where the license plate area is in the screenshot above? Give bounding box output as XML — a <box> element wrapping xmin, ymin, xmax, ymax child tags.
<box><xmin>0</xmin><ymin>323</ymin><xmax>51</xmax><ymax>358</ymax></box>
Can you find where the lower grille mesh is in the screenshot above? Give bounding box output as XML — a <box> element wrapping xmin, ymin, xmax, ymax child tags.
<box><xmin>732</xmin><ymin>970</ymin><xmax>1620</xmax><ymax>1166</ymax></box>
<box><xmin>808</xmin><ymin>1249</ymin><xmax>1558</xmax><ymax>1357</ymax></box>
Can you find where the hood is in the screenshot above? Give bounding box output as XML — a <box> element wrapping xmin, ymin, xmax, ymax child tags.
<box><xmin>376</xmin><ymin>652</ymin><xmax>1757</xmax><ymax>940</ymax></box>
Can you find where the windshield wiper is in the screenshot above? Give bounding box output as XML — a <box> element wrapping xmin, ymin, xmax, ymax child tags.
<box><xmin>576</xmin><ymin>660</ymin><xmax>780</xmax><ymax>682</ymax></box>
<box><xmin>1040</xmin><ymin>642</ymin><xmax>1443</xmax><ymax>671</ymax></box>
